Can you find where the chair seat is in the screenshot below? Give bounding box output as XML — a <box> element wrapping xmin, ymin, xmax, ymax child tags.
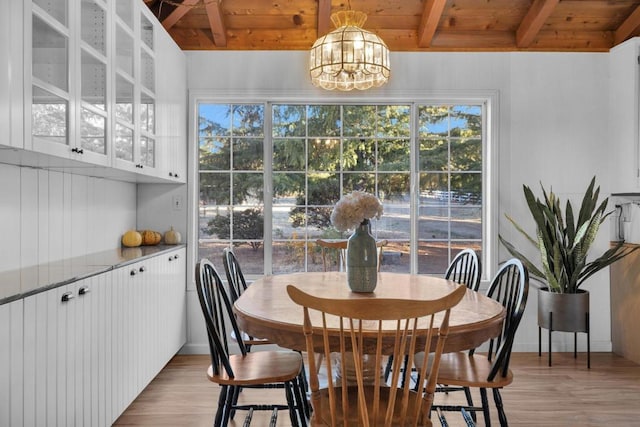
<box><xmin>433</xmin><ymin>352</ymin><xmax>513</xmax><ymax>388</ymax></box>
<box><xmin>207</xmin><ymin>351</ymin><xmax>303</xmax><ymax>386</ymax></box>
<box><xmin>311</xmin><ymin>386</ymin><xmax>431</xmax><ymax>426</ymax></box>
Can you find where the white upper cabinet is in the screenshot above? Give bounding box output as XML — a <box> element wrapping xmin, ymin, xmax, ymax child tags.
<box><xmin>0</xmin><ymin>0</ymin><xmax>24</xmax><ymax>149</ymax></box>
<box><xmin>155</xmin><ymin>19</ymin><xmax>187</xmax><ymax>183</ymax></box>
<box><xmin>27</xmin><ymin>0</ymin><xmax>110</xmax><ymax>166</ymax></box>
<box><xmin>609</xmin><ymin>38</ymin><xmax>640</xmax><ymax>192</ymax></box>
<box><xmin>20</xmin><ymin>0</ymin><xmax>186</xmax><ymax>182</ymax></box>
<box><xmin>112</xmin><ymin>0</ymin><xmax>158</xmax><ymax>175</ymax></box>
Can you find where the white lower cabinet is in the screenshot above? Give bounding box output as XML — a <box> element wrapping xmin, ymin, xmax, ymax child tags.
<box><xmin>0</xmin><ymin>299</ymin><xmax>24</xmax><ymax>427</ymax></box>
<box><xmin>19</xmin><ymin>248</ymin><xmax>186</xmax><ymax>426</ymax></box>
<box><xmin>23</xmin><ymin>275</ymin><xmax>112</xmax><ymax>426</ymax></box>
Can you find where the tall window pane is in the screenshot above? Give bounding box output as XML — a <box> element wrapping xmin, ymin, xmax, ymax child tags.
<box><xmin>417</xmin><ymin>105</ymin><xmax>483</xmax><ymax>274</ymax></box>
<box><xmin>198</xmin><ymin>104</ymin><xmax>265</xmax><ymax>275</ymax></box>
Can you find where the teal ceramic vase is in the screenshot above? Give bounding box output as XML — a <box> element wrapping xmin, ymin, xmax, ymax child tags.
<box><xmin>347</xmin><ymin>219</ymin><xmax>378</xmax><ymax>292</ymax></box>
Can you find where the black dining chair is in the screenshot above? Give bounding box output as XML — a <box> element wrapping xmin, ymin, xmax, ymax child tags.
<box><xmin>195</xmin><ymin>258</ymin><xmax>308</xmax><ymax>427</ymax></box>
<box><xmin>223</xmin><ymin>247</ymin><xmax>312</xmax><ymax>416</ymax></box>
<box><xmin>222</xmin><ymin>247</ymin><xmax>273</xmax><ymax>349</ymax></box>
<box><xmin>428</xmin><ymin>258</ymin><xmax>529</xmax><ymax>427</ymax></box>
<box><xmin>436</xmin><ymin>248</ymin><xmax>483</xmax><ymax>410</ymax></box>
<box><xmin>385</xmin><ymin>248</ymin><xmax>482</xmax><ymax>385</ymax></box>
<box><xmin>445</xmin><ymin>248</ymin><xmax>482</xmax><ymax>291</ymax></box>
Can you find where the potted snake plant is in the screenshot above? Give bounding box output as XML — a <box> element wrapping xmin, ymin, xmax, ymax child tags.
<box><xmin>499</xmin><ymin>176</ymin><xmax>638</xmax><ymax>334</ymax></box>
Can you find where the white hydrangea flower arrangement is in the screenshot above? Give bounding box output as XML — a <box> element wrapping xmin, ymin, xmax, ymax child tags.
<box><xmin>330</xmin><ymin>191</ymin><xmax>383</xmax><ymax>231</ymax></box>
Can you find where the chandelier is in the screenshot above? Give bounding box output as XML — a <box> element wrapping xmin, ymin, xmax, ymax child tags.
<box><xmin>309</xmin><ymin>10</ymin><xmax>390</xmax><ymax>91</ymax></box>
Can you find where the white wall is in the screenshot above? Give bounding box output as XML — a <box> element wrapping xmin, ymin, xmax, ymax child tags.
<box><xmin>0</xmin><ymin>163</ymin><xmax>137</xmax><ymax>273</ymax></box>
<box><xmin>507</xmin><ymin>53</ymin><xmax>611</xmax><ymax>352</ymax></box>
<box><xmin>183</xmin><ymin>50</ymin><xmax>612</xmax><ymax>354</ymax></box>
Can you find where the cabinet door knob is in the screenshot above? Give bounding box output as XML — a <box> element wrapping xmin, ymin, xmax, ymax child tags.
<box><xmin>139</xmin><ymin>266</ymin><xmax>145</xmax><ymax>273</ymax></box>
<box><xmin>61</xmin><ymin>291</ymin><xmax>75</xmax><ymax>302</ymax></box>
<box><xmin>173</xmin><ymin>254</ymin><xmax>179</xmax><ymax>260</ymax></box>
<box><xmin>78</xmin><ymin>286</ymin><xmax>90</xmax><ymax>296</ymax></box>
<box><xmin>130</xmin><ymin>269</ymin><xmax>137</xmax><ymax>276</ymax></box>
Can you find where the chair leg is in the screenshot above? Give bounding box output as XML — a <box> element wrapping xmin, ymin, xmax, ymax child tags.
<box><xmin>299</xmin><ymin>372</ymin><xmax>311</xmax><ymax>420</ymax></box>
<box><xmin>586</xmin><ymin>312</ymin><xmax>591</xmax><ymax>369</ymax></box>
<box><xmin>284</xmin><ymin>380</ymin><xmax>299</xmax><ymax>427</ymax></box>
<box><xmin>242</xmin><ymin>407</ymin><xmax>254</xmax><ymax>427</ymax></box>
<box><xmin>463</xmin><ymin>386</ymin><xmax>476</xmax><ymax>422</ymax></box>
<box><xmin>401</xmin><ymin>354</ymin><xmax>410</xmax><ymax>387</ymax></box>
<box><xmin>269</xmin><ymin>408</ymin><xmax>279</xmax><ymax>427</ymax></box>
<box><xmin>215</xmin><ymin>385</ymin><xmax>231</xmax><ymax>427</ymax></box>
<box><xmin>293</xmin><ymin>373</ymin><xmax>309</xmax><ymax>426</ymax></box>
<box><xmin>384</xmin><ymin>354</ymin><xmax>394</xmax><ymax>381</ymax></box>
<box><xmin>492</xmin><ymin>387</ymin><xmax>508</xmax><ymax>427</ymax></box>
<box><xmin>436</xmin><ymin>408</ymin><xmax>449</xmax><ymax>427</ymax></box>
<box><xmin>479</xmin><ymin>387</ymin><xmax>491</xmax><ymax>427</ymax></box>
<box><xmin>230</xmin><ymin>386</ymin><xmax>241</xmax><ymax>419</ymax></box>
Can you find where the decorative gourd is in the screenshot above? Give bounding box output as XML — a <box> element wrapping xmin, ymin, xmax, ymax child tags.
<box><xmin>141</xmin><ymin>230</ymin><xmax>162</xmax><ymax>246</ymax></box>
<box><xmin>164</xmin><ymin>226</ymin><xmax>182</xmax><ymax>245</ymax></box>
<box><xmin>122</xmin><ymin>230</ymin><xmax>142</xmax><ymax>247</ymax></box>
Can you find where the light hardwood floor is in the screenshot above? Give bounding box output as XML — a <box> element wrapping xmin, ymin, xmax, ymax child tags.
<box><xmin>114</xmin><ymin>352</ymin><xmax>640</xmax><ymax>426</ymax></box>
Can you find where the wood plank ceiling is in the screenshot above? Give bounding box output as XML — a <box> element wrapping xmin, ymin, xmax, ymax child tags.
<box><xmin>143</xmin><ymin>0</ymin><xmax>640</xmax><ymax>52</ymax></box>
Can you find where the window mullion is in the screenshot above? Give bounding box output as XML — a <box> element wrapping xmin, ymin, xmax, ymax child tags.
<box><xmin>264</xmin><ymin>102</ymin><xmax>273</xmax><ymax>275</ymax></box>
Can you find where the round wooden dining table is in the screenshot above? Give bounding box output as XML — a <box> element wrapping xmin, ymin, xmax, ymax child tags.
<box><xmin>234</xmin><ymin>271</ymin><xmax>506</xmax><ymax>354</ymax></box>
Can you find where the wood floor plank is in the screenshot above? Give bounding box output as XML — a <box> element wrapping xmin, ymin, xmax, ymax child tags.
<box><xmin>114</xmin><ymin>352</ymin><xmax>640</xmax><ymax>426</ymax></box>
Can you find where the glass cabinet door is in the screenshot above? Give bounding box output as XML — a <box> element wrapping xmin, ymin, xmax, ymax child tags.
<box><xmin>31</xmin><ymin>9</ymin><xmax>70</xmax><ymax>148</ymax></box>
<box><xmin>30</xmin><ymin>0</ymin><xmax>110</xmax><ymax>165</ymax></box>
<box><xmin>80</xmin><ymin>0</ymin><xmax>107</xmax><ymax>157</ymax></box>
<box><xmin>139</xmin><ymin>11</ymin><xmax>156</xmax><ymax>171</ymax></box>
<box><xmin>112</xmin><ymin>3</ymin><xmax>158</xmax><ymax>173</ymax></box>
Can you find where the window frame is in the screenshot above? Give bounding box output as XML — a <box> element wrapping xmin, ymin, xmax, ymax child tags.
<box><xmin>187</xmin><ymin>90</ymin><xmax>499</xmax><ymax>287</ymax></box>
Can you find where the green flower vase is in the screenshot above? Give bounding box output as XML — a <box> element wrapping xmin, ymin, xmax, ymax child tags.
<box><xmin>347</xmin><ymin>219</ymin><xmax>378</xmax><ymax>292</ymax></box>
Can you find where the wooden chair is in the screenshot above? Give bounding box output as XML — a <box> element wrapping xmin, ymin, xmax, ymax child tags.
<box><xmin>427</xmin><ymin>258</ymin><xmax>529</xmax><ymax>427</ymax></box>
<box><xmin>287</xmin><ymin>282</ymin><xmax>466</xmax><ymax>426</ymax></box>
<box><xmin>222</xmin><ymin>247</ymin><xmax>272</xmax><ymax>348</ymax></box>
<box><xmin>195</xmin><ymin>259</ymin><xmax>308</xmax><ymax>427</ymax></box>
<box><xmin>316</xmin><ymin>238</ymin><xmax>387</xmax><ymax>272</ymax></box>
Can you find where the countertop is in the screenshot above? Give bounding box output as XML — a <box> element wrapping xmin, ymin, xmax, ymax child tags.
<box><xmin>0</xmin><ymin>244</ymin><xmax>186</xmax><ymax>305</ymax></box>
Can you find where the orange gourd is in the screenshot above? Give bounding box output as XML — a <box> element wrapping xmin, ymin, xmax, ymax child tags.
<box><xmin>141</xmin><ymin>230</ymin><xmax>162</xmax><ymax>245</ymax></box>
<box><xmin>122</xmin><ymin>230</ymin><xmax>142</xmax><ymax>247</ymax></box>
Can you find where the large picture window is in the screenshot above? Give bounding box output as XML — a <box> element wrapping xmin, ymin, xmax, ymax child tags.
<box><xmin>198</xmin><ymin>101</ymin><xmax>485</xmax><ymax>277</ymax></box>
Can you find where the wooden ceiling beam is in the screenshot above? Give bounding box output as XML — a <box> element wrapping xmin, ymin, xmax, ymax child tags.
<box><xmin>516</xmin><ymin>0</ymin><xmax>559</xmax><ymax>48</ymax></box>
<box><xmin>161</xmin><ymin>0</ymin><xmax>200</xmax><ymax>30</ymax></box>
<box><xmin>317</xmin><ymin>0</ymin><xmax>332</xmax><ymax>37</ymax></box>
<box><xmin>615</xmin><ymin>5</ymin><xmax>640</xmax><ymax>45</ymax></box>
<box><xmin>204</xmin><ymin>0</ymin><xmax>227</xmax><ymax>47</ymax></box>
<box><xmin>417</xmin><ymin>0</ymin><xmax>447</xmax><ymax>48</ymax></box>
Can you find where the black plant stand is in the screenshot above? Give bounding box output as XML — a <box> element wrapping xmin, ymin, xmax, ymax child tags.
<box><xmin>538</xmin><ymin>311</ymin><xmax>590</xmax><ymax>369</ymax></box>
